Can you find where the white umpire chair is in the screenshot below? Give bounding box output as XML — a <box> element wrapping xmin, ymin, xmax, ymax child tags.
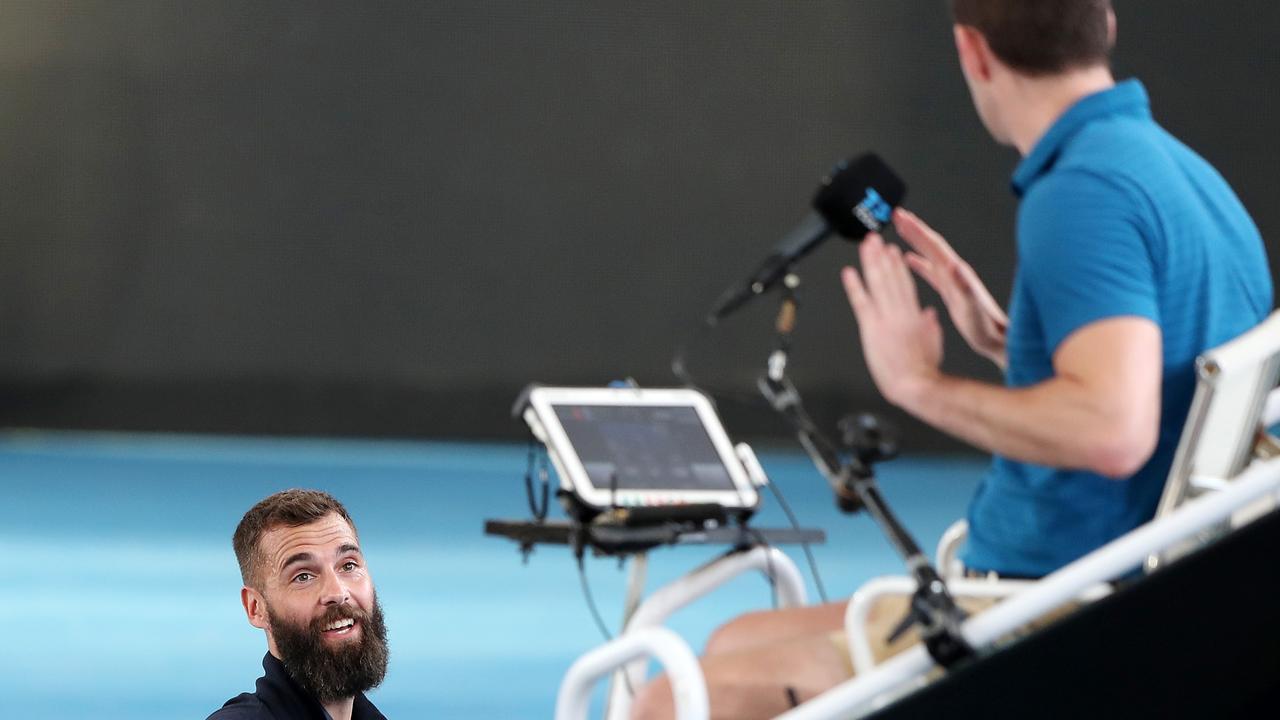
<box><xmin>555</xmin><ymin>309</ymin><xmax>1280</xmax><ymax>720</ymax></box>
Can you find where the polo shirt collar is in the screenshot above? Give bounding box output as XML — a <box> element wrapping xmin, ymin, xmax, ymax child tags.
<box><xmin>1011</xmin><ymin>78</ymin><xmax>1151</xmax><ymax>196</ymax></box>
<box><xmin>260</xmin><ymin>652</ymin><xmax>330</xmax><ymax>718</ymax></box>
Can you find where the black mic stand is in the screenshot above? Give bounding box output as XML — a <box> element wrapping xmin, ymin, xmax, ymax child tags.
<box><xmin>757</xmin><ymin>270</ymin><xmax>974</xmax><ymax>669</ymax></box>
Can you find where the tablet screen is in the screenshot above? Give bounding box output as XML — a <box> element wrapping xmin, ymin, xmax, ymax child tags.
<box><xmin>551</xmin><ymin>404</ymin><xmax>737</xmax><ymax>491</ymax></box>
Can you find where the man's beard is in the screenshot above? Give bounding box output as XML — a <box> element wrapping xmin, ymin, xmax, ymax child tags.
<box><xmin>268</xmin><ymin>595</ymin><xmax>390</xmax><ymax>704</ymax></box>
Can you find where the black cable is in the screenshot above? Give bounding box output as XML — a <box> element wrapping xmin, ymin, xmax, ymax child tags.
<box><xmin>672</xmin><ymin>321</ymin><xmax>715</xmax><ymax>400</ymax></box>
<box><xmin>673</xmin><ymin>320</ymin><xmax>775</xmax><ymax>409</ymax></box>
<box><xmin>766</xmin><ymin>480</ymin><xmax>830</xmax><ymax>604</ymax></box>
<box><xmin>575</xmin><ymin>553</ymin><xmax>636</xmax><ymax>698</ymax></box>
<box><xmin>679</xmin><ymin>305</ymin><xmax>830</xmax><ymax>604</ymax></box>
<box><xmin>523</xmin><ymin>437</ymin><xmax>549</xmax><ymax>521</ymax></box>
<box><xmin>576</xmin><ymin>553</ymin><xmax>616</xmax><ymax>644</ymax></box>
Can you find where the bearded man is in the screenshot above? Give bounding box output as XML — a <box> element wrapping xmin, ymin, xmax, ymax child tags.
<box><xmin>209</xmin><ymin>489</ymin><xmax>391</xmax><ymax>720</ymax></box>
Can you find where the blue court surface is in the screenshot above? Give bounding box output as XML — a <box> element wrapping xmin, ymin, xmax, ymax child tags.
<box><xmin>2</xmin><ymin>431</ymin><xmax>983</xmax><ymax>719</ymax></box>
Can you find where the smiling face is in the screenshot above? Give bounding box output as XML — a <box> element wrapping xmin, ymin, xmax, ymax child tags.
<box><xmin>240</xmin><ymin>512</ymin><xmax>389</xmax><ymax>702</ymax></box>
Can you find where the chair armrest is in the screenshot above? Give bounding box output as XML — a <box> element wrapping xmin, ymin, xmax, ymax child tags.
<box><xmin>933</xmin><ymin>520</ymin><xmax>969</xmax><ymax>581</ymax></box>
<box><xmin>843</xmin><ymin>574</ymin><xmax>1115</xmax><ymax>675</ymax></box>
<box><xmin>556</xmin><ymin>627</ymin><xmax>707</xmax><ymax>720</ymax></box>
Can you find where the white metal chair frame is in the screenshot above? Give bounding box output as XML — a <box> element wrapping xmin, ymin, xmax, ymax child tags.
<box><xmin>602</xmin><ymin>545</ymin><xmax>808</xmax><ymax>720</ymax></box>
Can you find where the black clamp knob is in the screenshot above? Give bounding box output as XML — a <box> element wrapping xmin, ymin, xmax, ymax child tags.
<box><xmin>838</xmin><ymin>412</ymin><xmax>899</xmax><ymax>466</ymax></box>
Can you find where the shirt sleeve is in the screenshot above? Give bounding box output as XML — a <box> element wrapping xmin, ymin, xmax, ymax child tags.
<box><xmin>1016</xmin><ymin>169</ymin><xmax>1160</xmax><ymax>354</ymax></box>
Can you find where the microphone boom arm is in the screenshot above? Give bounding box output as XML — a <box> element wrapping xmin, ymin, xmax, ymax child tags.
<box><xmin>756</xmin><ymin>269</ymin><xmax>975</xmax><ymax>670</ymax></box>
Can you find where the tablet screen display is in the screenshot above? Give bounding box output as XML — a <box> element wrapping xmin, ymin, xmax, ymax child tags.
<box><xmin>551</xmin><ymin>404</ymin><xmax>737</xmax><ymax>491</ymax></box>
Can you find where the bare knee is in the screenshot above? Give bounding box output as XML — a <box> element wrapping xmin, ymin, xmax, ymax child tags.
<box><xmin>629</xmin><ymin>675</ymin><xmax>673</xmax><ymax>720</ymax></box>
<box><xmin>703</xmin><ymin>609</ymin><xmax>776</xmax><ymax>656</ymax></box>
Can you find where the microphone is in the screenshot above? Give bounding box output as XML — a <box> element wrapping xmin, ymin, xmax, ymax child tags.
<box><xmin>706</xmin><ymin>153</ymin><xmax>907</xmax><ymax>324</ymax></box>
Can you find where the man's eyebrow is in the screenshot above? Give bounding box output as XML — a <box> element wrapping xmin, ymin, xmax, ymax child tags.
<box><xmin>281</xmin><ymin>551</ymin><xmax>315</xmax><ymax>571</ymax></box>
<box><xmin>278</xmin><ymin>545</ymin><xmax>361</xmax><ymax>573</ymax></box>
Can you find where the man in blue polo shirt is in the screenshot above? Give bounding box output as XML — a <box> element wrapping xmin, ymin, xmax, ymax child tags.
<box><xmin>630</xmin><ymin>1</ymin><xmax>1272</xmax><ymax>717</ymax></box>
<box><xmin>847</xmin><ymin>4</ymin><xmax>1273</xmax><ymax>579</ymax></box>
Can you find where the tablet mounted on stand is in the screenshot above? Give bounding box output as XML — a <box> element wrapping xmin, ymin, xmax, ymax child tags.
<box><xmin>513</xmin><ymin>384</ymin><xmax>761</xmax><ymax>527</ymax></box>
<box><xmin>495</xmin><ymin>383</ymin><xmax>823</xmax><ymax>720</ymax></box>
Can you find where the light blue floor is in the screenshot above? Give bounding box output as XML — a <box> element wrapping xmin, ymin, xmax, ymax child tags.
<box><xmin>2</xmin><ymin>431</ymin><xmax>984</xmax><ymax>719</ymax></box>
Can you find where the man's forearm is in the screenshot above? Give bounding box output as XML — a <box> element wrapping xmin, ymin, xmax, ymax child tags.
<box><xmin>842</xmin><ymin>230</ymin><xmax>1162</xmax><ymax>476</ymax></box>
<box><xmin>900</xmin><ymin>371</ymin><xmax>1153</xmax><ymax>478</ymax></box>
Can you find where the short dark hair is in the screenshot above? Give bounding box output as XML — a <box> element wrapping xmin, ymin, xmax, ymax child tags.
<box><xmin>233</xmin><ymin>489</ymin><xmax>358</xmax><ymax>589</ymax></box>
<box><xmin>950</xmin><ymin>0</ymin><xmax>1113</xmax><ymax>76</ymax></box>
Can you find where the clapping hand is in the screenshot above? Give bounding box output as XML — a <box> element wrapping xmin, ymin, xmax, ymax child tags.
<box><xmin>894</xmin><ymin>209</ymin><xmax>1009</xmax><ymax>369</ymax></box>
<box><xmin>841</xmin><ymin>232</ymin><xmax>944</xmax><ymax>409</ymax></box>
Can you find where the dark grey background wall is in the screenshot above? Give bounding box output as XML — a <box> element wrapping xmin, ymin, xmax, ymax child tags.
<box><xmin>1</xmin><ymin>1</ymin><xmax>1277</xmax><ymax>450</ymax></box>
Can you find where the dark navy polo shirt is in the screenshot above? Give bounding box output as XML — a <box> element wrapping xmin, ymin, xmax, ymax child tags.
<box><xmin>208</xmin><ymin>653</ymin><xmax>387</xmax><ymax>720</ymax></box>
<box><xmin>963</xmin><ymin>79</ymin><xmax>1273</xmax><ymax>576</ymax></box>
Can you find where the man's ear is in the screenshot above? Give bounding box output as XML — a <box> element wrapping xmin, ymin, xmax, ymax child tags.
<box><xmin>1106</xmin><ymin>8</ymin><xmax>1117</xmax><ymax>49</ymax></box>
<box><xmin>242</xmin><ymin>586</ymin><xmax>269</xmax><ymax>630</ymax></box>
<box><xmin>953</xmin><ymin>24</ymin><xmax>993</xmax><ymax>82</ymax></box>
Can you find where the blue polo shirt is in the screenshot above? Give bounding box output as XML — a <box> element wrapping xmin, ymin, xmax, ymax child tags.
<box><xmin>963</xmin><ymin>80</ymin><xmax>1273</xmax><ymax>577</ymax></box>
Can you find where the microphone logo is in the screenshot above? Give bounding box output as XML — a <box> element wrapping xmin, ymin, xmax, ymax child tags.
<box><xmin>854</xmin><ymin>187</ymin><xmax>893</xmax><ymax>232</ymax></box>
